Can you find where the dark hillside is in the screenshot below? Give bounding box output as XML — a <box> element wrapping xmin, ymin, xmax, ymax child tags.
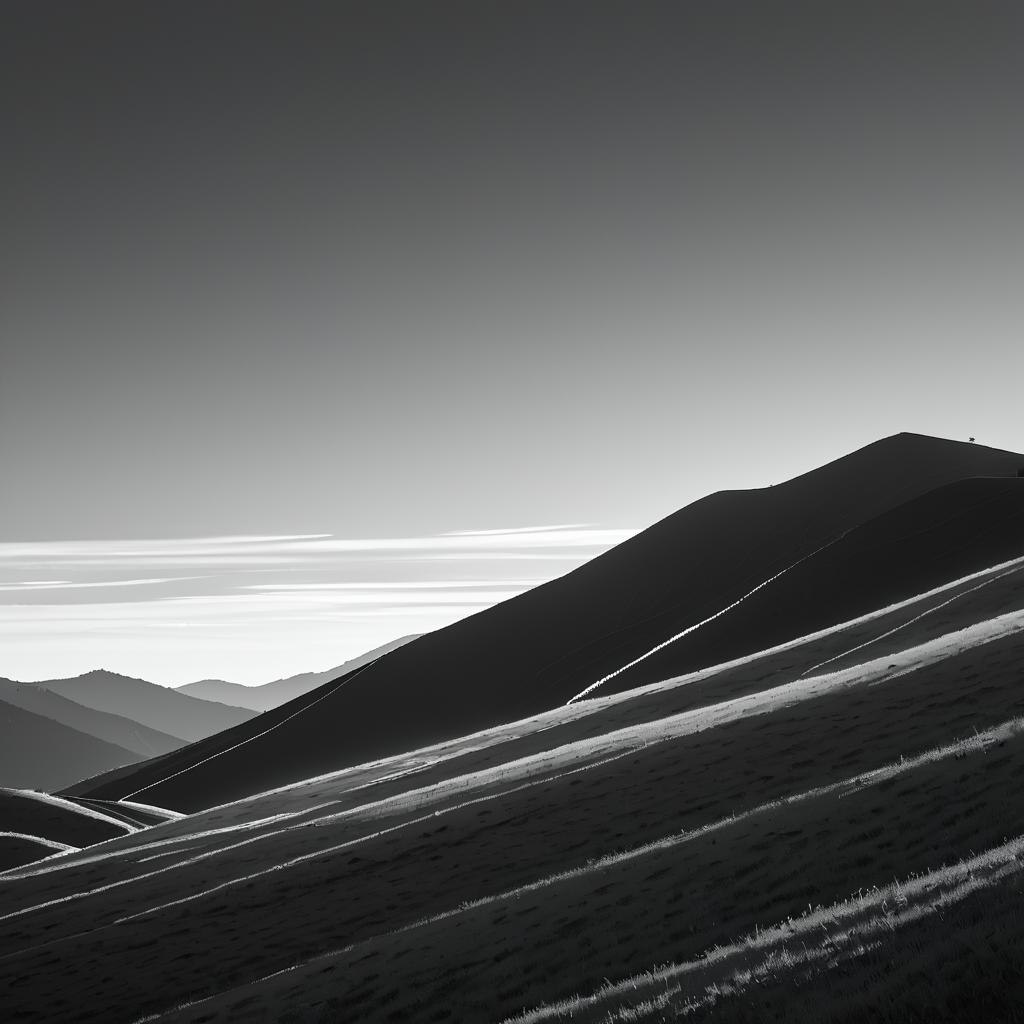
<box><xmin>67</xmin><ymin>434</ymin><xmax>1024</xmax><ymax>811</ymax></box>
<box><xmin>595</xmin><ymin>474</ymin><xmax>1024</xmax><ymax>696</ymax></box>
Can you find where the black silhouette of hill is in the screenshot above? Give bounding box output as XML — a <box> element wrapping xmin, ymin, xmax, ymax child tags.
<box><xmin>65</xmin><ymin>433</ymin><xmax>1024</xmax><ymax>811</ymax></box>
<box><xmin>176</xmin><ymin>636</ymin><xmax>420</xmax><ymax>711</ymax></box>
<box><xmin>0</xmin><ymin>678</ymin><xmax>184</xmax><ymax>758</ymax></box>
<box><xmin>36</xmin><ymin>669</ymin><xmax>256</xmax><ymax>742</ymax></box>
<box><xmin>593</xmin><ymin>474</ymin><xmax>1024</xmax><ymax>696</ymax></box>
<box><xmin>0</xmin><ymin>701</ymin><xmax>141</xmax><ymax>791</ymax></box>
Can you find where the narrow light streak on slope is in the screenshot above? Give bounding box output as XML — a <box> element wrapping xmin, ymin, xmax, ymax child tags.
<box><xmin>136</xmin><ymin>846</ymin><xmax>200</xmax><ymax>864</ymax></box>
<box><xmin>569</xmin><ymin>547</ymin><xmax>1024</xmax><ymax>704</ymax></box>
<box><xmin>504</xmin><ymin>834</ymin><xmax>1024</xmax><ymax>1023</ymax></box>
<box><xmin>568</xmin><ymin>534</ymin><xmax>854</xmax><ymax>703</ymax></box>
<box><xmin>328</xmin><ymin>762</ymin><xmax>435</xmax><ymax>795</ymax></box>
<box><xmin>142</xmin><ymin>714</ymin><xmax>1024</xmax><ymax>1024</ymax></box>
<box><xmin>797</xmin><ymin>562</ymin><xmax>1024</xmax><ymax>678</ymax></box>
<box><xmin>124</xmin><ymin>658</ymin><xmax>383</xmax><ymax>798</ymax></box>
<box><xmin>12</xmin><ymin>577</ymin><xmax>1019</xmax><ymax>897</ymax></box>
<box><xmin>0</xmin><ymin>750</ymin><xmax>642</xmax><ymax>964</ymax></box>
<box><xmin>133</xmin><ymin>553</ymin><xmax>1024</xmax><ymax>834</ymax></box>
<box><xmin>625</xmin><ymin>552</ymin><xmax>1024</xmax><ymax>701</ymax></box>
<box><xmin>6</xmin><ymin>591</ymin><xmax>1022</xmax><ymax>947</ymax></box>
<box><xmin>0</xmin><ymin>832</ymin><xmax>79</xmax><ymax>853</ymax></box>
<box><xmin>79</xmin><ymin>615</ymin><xmax>1024</xmax><ymax>929</ymax></box>
<box><xmin>32</xmin><ymin>550</ymin><xmax>1015</xmax><ymax>872</ymax></box>
<box><xmin>2</xmin><ymin>789</ymin><xmax>138</xmax><ymax>833</ymax></box>
<box><xmin>0</xmin><ymin>803</ymin><xmax>339</xmax><ymax>886</ymax></box>
<box><xmin>9</xmin><ymin>598</ymin><xmax>1016</xmax><ymax>926</ymax></box>
<box><xmin>112</xmin><ymin>744</ymin><xmax>647</xmax><ymax>925</ymax></box>
<box><xmin>116</xmin><ymin>800</ymin><xmax>186</xmax><ymax>821</ymax></box>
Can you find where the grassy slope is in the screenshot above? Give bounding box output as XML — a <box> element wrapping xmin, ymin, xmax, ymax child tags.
<box><xmin>596</xmin><ymin>474</ymin><xmax>1024</xmax><ymax>696</ymax></box>
<box><xmin>3</xmin><ymin>559</ymin><xmax>1024</xmax><ymax>1022</ymax></box>
<box><xmin>66</xmin><ymin>435</ymin><xmax>1024</xmax><ymax>812</ymax></box>
<box><xmin>679</xmin><ymin>875</ymin><xmax>1024</xmax><ymax>1024</ymax></box>
<box><xmin>0</xmin><ymin>790</ymin><xmax>132</xmax><ymax>869</ymax></box>
<box><xmin>0</xmin><ymin>836</ymin><xmax>72</xmax><ymax>871</ymax></box>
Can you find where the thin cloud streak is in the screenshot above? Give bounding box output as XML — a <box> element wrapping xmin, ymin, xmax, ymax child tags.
<box><xmin>0</xmin><ymin>525</ymin><xmax>633</xmax><ymax>683</ymax></box>
<box><xmin>241</xmin><ymin>580</ymin><xmax>545</xmax><ymax>591</ymax></box>
<box><xmin>0</xmin><ymin>577</ymin><xmax>198</xmax><ymax>593</ymax></box>
<box><xmin>443</xmin><ymin>523</ymin><xmax>593</xmax><ymax>536</ymax></box>
<box><xmin>0</xmin><ymin>535</ymin><xmax>333</xmax><ymax>561</ymax></box>
<box><xmin>0</xmin><ymin>526</ymin><xmax>636</xmax><ymax>568</ymax></box>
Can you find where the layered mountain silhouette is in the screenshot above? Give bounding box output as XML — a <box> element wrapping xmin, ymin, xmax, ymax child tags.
<box><xmin>0</xmin><ymin>701</ymin><xmax>143</xmax><ymax>792</ymax></box>
<box><xmin>176</xmin><ymin>636</ymin><xmax>420</xmax><ymax>711</ymax></box>
<box><xmin>0</xmin><ymin>645</ymin><xmax>418</xmax><ymax>795</ymax></box>
<box><xmin>65</xmin><ymin>433</ymin><xmax>1024</xmax><ymax>812</ymax></box>
<box><xmin>0</xmin><ymin>678</ymin><xmax>182</xmax><ymax>759</ymax></box>
<box><xmin>34</xmin><ymin>669</ymin><xmax>256</xmax><ymax>741</ymax></box>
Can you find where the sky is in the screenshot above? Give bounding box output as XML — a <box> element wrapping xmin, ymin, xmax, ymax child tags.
<box><xmin>2</xmin><ymin>2</ymin><xmax>1023</xmax><ymax>683</ymax></box>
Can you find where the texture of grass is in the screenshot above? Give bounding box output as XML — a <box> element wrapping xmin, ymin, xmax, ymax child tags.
<box><xmin>2</xmin><ymin>562</ymin><xmax>1024</xmax><ymax>1023</ymax></box>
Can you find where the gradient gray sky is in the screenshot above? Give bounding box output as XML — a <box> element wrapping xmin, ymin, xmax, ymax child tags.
<box><xmin>2</xmin><ymin>2</ymin><xmax>1023</xmax><ymax>683</ymax></box>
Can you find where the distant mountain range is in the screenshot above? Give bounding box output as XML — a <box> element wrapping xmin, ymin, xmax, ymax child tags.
<box><xmin>0</xmin><ymin>641</ymin><xmax>420</xmax><ymax>792</ymax></box>
<box><xmin>0</xmin><ymin>701</ymin><xmax>142</xmax><ymax>792</ymax></box>
<box><xmin>0</xmin><ymin>670</ymin><xmax>256</xmax><ymax>791</ymax></box>
<box><xmin>0</xmin><ymin>677</ymin><xmax>182</xmax><ymax>757</ymax></box>
<box><xmin>175</xmin><ymin>636</ymin><xmax>421</xmax><ymax>710</ymax></box>
<box><xmin>34</xmin><ymin>669</ymin><xmax>256</xmax><ymax>742</ymax></box>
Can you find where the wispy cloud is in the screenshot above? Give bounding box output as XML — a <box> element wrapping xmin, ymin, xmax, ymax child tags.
<box><xmin>0</xmin><ymin>577</ymin><xmax>197</xmax><ymax>592</ymax></box>
<box><xmin>442</xmin><ymin>523</ymin><xmax>593</xmax><ymax>536</ymax></box>
<box><xmin>0</xmin><ymin>535</ymin><xmax>332</xmax><ymax>562</ymax></box>
<box><xmin>0</xmin><ymin>525</ymin><xmax>635</xmax><ymax>684</ymax></box>
<box><xmin>240</xmin><ymin>580</ymin><xmax>544</xmax><ymax>592</ymax></box>
<box><xmin>0</xmin><ymin>525</ymin><xmax>636</xmax><ymax>568</ymax></box>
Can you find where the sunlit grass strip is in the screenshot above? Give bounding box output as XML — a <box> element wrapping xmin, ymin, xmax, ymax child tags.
<box><xmin>504</xmin><ymin>831</ymin><xmax>1024</xmax><ymax>1023</ymax></box>
<box><xmin>137</xmin><ymin>712</ymin><xmax>1024</xmax><ymax>1023</ymax></box>
<box><xmin>1</xmin><ymin>788</ymin><xmax>138</xmax><ymax>833</ymax></box>
<box><xmin>0</xmin><ymin>832</ymin><xmax>79</xmax><ymax>854</ymax></box>
<box><xmin>571</xmin><ymin>552</ymin><xmax>1024</xmax><ymax>703</ymax></box>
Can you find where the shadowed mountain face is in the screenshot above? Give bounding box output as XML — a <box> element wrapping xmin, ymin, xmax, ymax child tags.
<box><xmin>66</xmin><ymin>434</ymin><xmax>1024</xmax><ymax>812</ymax></box>
<box><xmin>0</xmin><ymin>678</ymin><xmax>183</xmax><ymax>760</ymax></box>
<box><xmin>0</xmin><ymin>701</ymin><xmax>142</xmax><ymax>792</ymax></box>
<box><xmin>175</xmin><ymin>636</ymin><xmax>421</xmax><ymax>711</ymax></box>
<box><xmin>593</xmin><ymin>474</ymin><xmax>1024</xmax><ymax>696</ymax></box>
<box><xmin>36</xmin><ymin>670</ymin><xmax>256</xmax><ymax>742</ymax></box>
